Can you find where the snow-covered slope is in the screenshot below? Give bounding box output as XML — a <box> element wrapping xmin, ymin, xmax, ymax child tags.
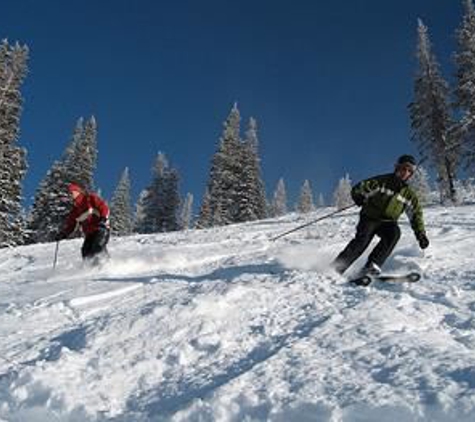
<box><xmin>1</xmin><ymin>205</ymin><xmax>475</xmax><ymax>421</ymax></box>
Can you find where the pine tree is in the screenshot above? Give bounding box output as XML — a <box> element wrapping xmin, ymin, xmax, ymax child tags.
<box><xmin>212</xmin><ymin>200</ymin><xmax>227</xmax><ymax>226</ymax></box>
<box><xmin>27</xmin><ymin>118</ymin><xmax>97</xmax><ymax>243</ymax></box>
<box><xmin>234</xmin><ymin>117</ymin><xmax>267</xmax><ymax>222</ymax></box>
<box><xmin>180</xmin><ymin>193</ymin><xmax>194</xmax><ymax>230</ymax></box>
<box><xmin>195</xmin><ymin>188</ymin><xmax>212</xmax><ymax>229</ymax></box>
<box><xmin>139</xmin><ymin>153</ymin><xmax>168</xmax><ymax>234</ymax></box>
<box><xmin>206</xmin><ymin>103</ymin><xmax>242</xmax><ymax>225</ymax></box>
<box><xmin>409</xmin><ymin>19</ymin><xmax>457</xmax><ymax>203</ymax></box>
<box><xmin>161</xmin><ymin>168</ymin><xmax>181</xmax><ymax>232</ymax></box>
<box><xmin>272</xmin><ymin>178</ymin><xmax>288</xmax><ymax>217</ymax></box>
<box><xmin>245</xmin><ymin>117</ymin><xmax>267</xmax><ymax>220</ymax></box>
<box><xmin>67</xmin><ymin>116</ymin><xmax>98</xmax><ymax>191</ymax></box>
<box><xmin>454</xmin><ymin>0</ymin><xmax>475</xmax><ymax>175</ymax></box>
<box><xmin>203</xmin><ymin>105</ymin><xmax>268</xmax><ymax>226</ymax></box>
<box><xmin>297</xmin><ymin>180</ymin><xmax>315</xmax><ymax>213</ymax></box>
<box><xmin>110</xmin><ymin>167</ymin><xmax>133</xmax><ymax>236</ymax></box>
<box><xmin>0</xmin><ymin>40</ymin><xmax>29</xmax><ymax>247</ymax></box>
<box><xmin>27</xmin><ymin>161</ymin><xmax>71</xmax><ymax>243</ymax></box>
<box><xmin>138</xmin><ymin>152</ymin><xmax>181</xmax><ymax>233</ymax></box>
<box><xmin>333</xmin><ymin>174</ymin><xmax>352</xmax><ymax>210</ymax></box>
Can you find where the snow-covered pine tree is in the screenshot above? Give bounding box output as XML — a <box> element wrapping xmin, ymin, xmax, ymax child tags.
<box><xmin>454</xmin><ymin>0</ymin><xmax>475</xmax><ymax>175</ymax></box>
<box><xmin>110</xmin><ymin>167</ymin><xmax>133</xmax><ymax>236</ymax></box>
<box><xmin>206</xmin><ymin>103</ymin><xmax>242</xmax><ymax>226</ymax></box>
<box><xmin>409</xmin><ymin>19</ymin><xmax>458</xmax><ymax>203</ymax></box>
<box><xmin>179</xmin><ymin>192</ymin><xmax>194</xmax><ymax>230</ymax></box>
<box><xmin>27</xmin><ymin>119</ymin><xmax>89</xmax><ymax>243</ymax></box>
<box><xmin>195</xmin><ymin>188</ymin><xmax>212</xmax><ymax>229</ymax></box>
<box><xmin>161</xmin><ymin>167</ymin><xmax>181</xmax><ymax>232</ymax></box>
<box><xmin>0</xmin><ymin>40</ymin><xmax>29</xmax><ymax>247</ymax></box>
<box><xmin>212</xmin><ymin>199</ymin><xmax>227</xmax><ymax>227</ymax></box>
<box><xmin>234</xmin><ymin>117</ymin><xmax>267</xmax><ymax>222</ymax></box>
<box><xmin>296</xmin><ymin>179</ymin><xmax>315</xmax><ymax>213</ymax></box>
<box><xmin>138</xmin><ymin>152</ymin><xmax>181</xmax><ymax>233</ymax></box>
<box><xmin>138</xmin><ymin>153</ymin><xmax>168</xmax><ymax>234</ymax></box>
<box><xmin>333</xmin><ymin>174</ymin><xmax>352</xmax><ymax>210</ymax></box>
<box><xmin>272</xmin><ymin>178</ymin><xmax>288</xmax><ymax>217</ymax></box>
<box><xmin>410</xmin><ymin>165</ymin><xmax>432</xmax><ymax>205</ymax></box>
<box><xmin>26</xmin><ymin>161</ymin><xmax>71</xmax><ymax>243</ymax></box>
<box><xmin>66</xmin><ymin>116</ymin><xmax>98</xmax><ymax>192</ymax></box>
<box><xmin>245</xmin><ymin>117</ymin><xmax>267</xmax><ymax>220</ymax></box>
<box><xmin>203</xmin><ymin>105</ymin><xmax>268</xmax><ymax>225</ymax></box>
<box><xmin>64</xmin><ymin>118</ymin><xmax>84</xmax><ymax>159</ymax></box>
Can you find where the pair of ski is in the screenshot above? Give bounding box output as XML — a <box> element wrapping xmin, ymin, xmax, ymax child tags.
<box><xmin>349</xmin><ymin>271</ymin><xmax>421</xmax><ymax>287</ymax></box>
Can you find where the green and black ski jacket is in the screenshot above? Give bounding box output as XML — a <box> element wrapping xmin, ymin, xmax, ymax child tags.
<box><xmin>351</xmin><ymin>173</ymin><xmax>425</xmax><ymax>235</ymax></box>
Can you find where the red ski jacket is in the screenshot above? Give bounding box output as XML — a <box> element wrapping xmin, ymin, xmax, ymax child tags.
<box><xmin>63</xmin><ymin>192</ymin><xmax>110</xmax><ymax>236</ymax></box>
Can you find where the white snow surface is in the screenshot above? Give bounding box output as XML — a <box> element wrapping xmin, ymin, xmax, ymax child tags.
<box><xmin>1</xmin><ymin>205</ymin><xmax>475</xmax><ymax>421</ymax></box>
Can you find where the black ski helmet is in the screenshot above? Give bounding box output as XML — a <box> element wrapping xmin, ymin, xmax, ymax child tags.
<box><xmin>396</xmin><ymin>154</ymin><xmax>417</xmax><ymax>167</ymax></box>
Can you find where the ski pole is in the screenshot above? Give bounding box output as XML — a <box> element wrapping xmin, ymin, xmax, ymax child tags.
<box><xmin>53</xmin><ymin>241</ymin><xmax>60</xmax><ymax>270</ymax></box>
<box><xmin>270</xmin><ymin>204</ymin><xmax>357</xmax><ymax>242</ymax></box>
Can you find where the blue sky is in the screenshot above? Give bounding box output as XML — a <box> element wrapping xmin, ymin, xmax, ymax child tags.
<box><xmin>0</xmin><ymin>0</ymin><xmax>462</xmax><ymax>208</ymax></box>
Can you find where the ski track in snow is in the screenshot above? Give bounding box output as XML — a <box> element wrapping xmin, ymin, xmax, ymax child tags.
<box><xmin>0</xmin><ymin>206</ymin><xmax>475</xmax><ymax>421</ymax></box>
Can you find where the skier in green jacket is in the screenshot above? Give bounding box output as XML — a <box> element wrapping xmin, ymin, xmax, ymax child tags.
<box><xmin>332</xmin><ymin>154</ymin><xmax>429</xmax><ymax>277</ymax></box>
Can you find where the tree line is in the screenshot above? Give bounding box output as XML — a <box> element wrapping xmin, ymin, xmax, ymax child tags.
<box><xmin>2</xmin><ymin>0</ymin><xmax>475</xmax><ymax>247</ymax></box>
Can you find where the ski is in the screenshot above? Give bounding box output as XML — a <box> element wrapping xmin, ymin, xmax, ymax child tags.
<box><xmin>374</xmin><ymin>272</ymin><xmax>421</xmax><ymax>283</ymax></box>
<box><xmin>348</xmin><ymin>275</ymin><xmax>372</xmax><ymax>286</ymax></box>
<box><xmin>349</xmin><ymin>271</ymin><xmax>421</xmax><ymax>286</ymax></box>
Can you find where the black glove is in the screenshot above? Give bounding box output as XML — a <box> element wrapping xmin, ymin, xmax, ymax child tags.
<box><xmin>352</xmin><ymin>193</ymin><xmax>365</xmax><ymax>206</ymax></box>
<box><xmin>98</xmin><ymin>217</ymin><xmax>109</xmax><ymax>231</ymax></box>
<box><xmin>416</xmin><ymin>232</ymin><xmax>429</xmax><ymax>249</ymax></box>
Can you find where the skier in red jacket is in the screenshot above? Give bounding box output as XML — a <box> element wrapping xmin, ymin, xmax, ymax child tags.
<box><xmin>56</xmin><ymin>182</ymin><xmax>110</xmax><ymax>261</ymax></box>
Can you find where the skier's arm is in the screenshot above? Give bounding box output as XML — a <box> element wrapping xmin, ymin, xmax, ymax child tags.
<box><xmin>404</xmin><ymin>191</ymin><xmax>428</xmax><ymax>248</ymax></box>
<box><xmin>90</xmin><ymin>194</ymin><xmax>110</xmax><ymax>225</ymax></box>
<box><xmin>60</xmin><ymin>209</ymin><xmax>80</xmax><ymax>238</ymax></box>
<box><xmin>351</xmin><ymin>177</ymin><xmax>382</xmax><ymax>205</ymax></box>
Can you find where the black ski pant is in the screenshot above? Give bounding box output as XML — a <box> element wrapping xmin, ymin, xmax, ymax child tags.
<box><xmin>81</xmin><ymin>228</ymin><xmax>110</xmax><ymax>260</ymax></box>
<box><xmin>333</xmin><ymin>215</ymin><xmax>401</xmax><ymax>274</ymax></box>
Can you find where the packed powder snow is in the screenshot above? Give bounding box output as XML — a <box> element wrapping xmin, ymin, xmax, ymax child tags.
<box><xmin>1</xmin><ymin>205</ymin><xmax>475</xmax><ymax>421</ymax></box>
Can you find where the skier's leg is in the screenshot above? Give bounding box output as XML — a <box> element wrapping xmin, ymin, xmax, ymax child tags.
<box><xmin>367</xmin><ymin>222</ymin><xmax>400</xmax><ymax>268</ymax></box>
<box><xmin>332</xmin><ymin>217</ymin><xmax>378</xmax><ymax>274</ymax></box>
<box><xmin>98</xmin><ymin>229</ymin><xmax>110</xmax><ymax>260</ymax></box>
<box><xmin>87</xmin><ymin>229</ymin><xmax>110</xmax><ymax>261</ymax></box>
<box><xmin>81</xmin><ymin>235</ymin><xmax>94</xmax><ymax>259</ymax></box>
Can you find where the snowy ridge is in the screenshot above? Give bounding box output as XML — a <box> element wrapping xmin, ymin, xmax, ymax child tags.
<box><xmin>1</xmin><ymin>205</ymin><xmax>475</xmax><ymax>421</ymax></box>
